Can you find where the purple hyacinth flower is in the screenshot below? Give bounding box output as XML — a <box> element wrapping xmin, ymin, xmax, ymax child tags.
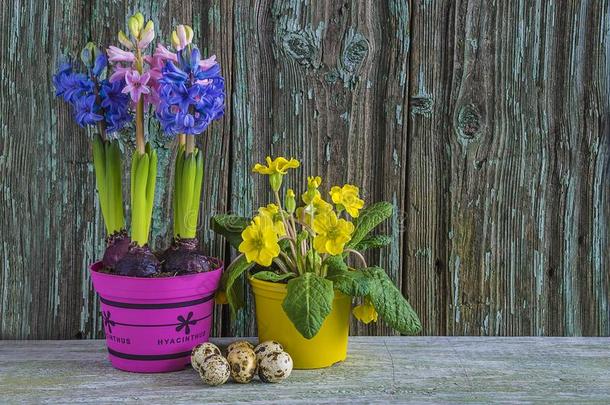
<box><xmin>156</xmin><ymin>47</ymin><xmax>225</xmax><ymax>136</ymax></box>
<box><xmin>92</xmin><ymin>53</ymin><xmax>108</xmax><ymax>77</ymax></box>
<box><xmin>75</xmin><ymin>94</ymin><xmax>103</xmax><ymax>127</ymax></box>
<box><xmin>52</xmin><ymin>63</ymin><xmax>73</xmax><ymax>99</ymax></box>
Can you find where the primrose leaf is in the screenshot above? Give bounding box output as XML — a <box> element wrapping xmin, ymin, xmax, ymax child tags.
<box><xmin>352</xmin><ymin>234</ymin><xmax>393</xmax><ymax>252</ymax></box>
<box><xmin>348</xmin><ymin>202</ymin><xmax>393</xmax><ymax>248</ymax></box>
<box><xmin>282</xmin><ymin>273</ymin><xmax>334</xmax><ymax>339</ymax></box>
<box><xmin>220</xmin><ymin>255</ymin><xmax>254</xmax><ymax>317</ymax></box>
<box><xmin>279</xmin><ymin>239</ymin><xmax>292</xmax><ymax>252</ymax></box>
<box><xmin>211</xmin><ymin>214</ymin><xmax>250</xmax><ymax>249</ymax></box>
<box><xmin>328</xmin><ymin>270</ymin><xmax>371</xmax><ymax>297</ymax></box>
<box><xmin>325</xmin><ymin>256</ymin><xmax>370</xmax><ymax>297</ymax></box>
<box><xmin>251</xmin><ymin>271</ymin><xmax>295</xmax><ymax>282</ymax></box>
<box><xmin>363</xmin><ymin>267</ymin><xmax>422</xmax><ymax>335</ymax></box>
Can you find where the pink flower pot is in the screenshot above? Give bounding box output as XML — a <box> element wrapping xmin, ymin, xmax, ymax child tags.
<box><xmin>89</xmin><ymin>260</ymin><xmax>223</xmax><ymax>373</ymax></box>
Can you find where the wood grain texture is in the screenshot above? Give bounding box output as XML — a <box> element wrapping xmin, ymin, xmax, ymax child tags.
<box><xmin>0</xmin><ymin>1</ymin><xmax>609</xmax><ymax>339</ymax></box>
<box><xmin>406</xmin><ymin>0</ymin><xmax>610</xmax><ymax>337</ymax></box>
<box><xmin>1</xmin><ymin>338</ymin><xmax>610</xmax><ymax>403</ymax></box>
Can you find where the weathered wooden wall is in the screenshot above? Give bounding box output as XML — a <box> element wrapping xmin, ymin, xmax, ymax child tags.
<box><xmin>1</xmin><ymin>0</ymin><xmax>609</xmax><ymax>339</ymax></box>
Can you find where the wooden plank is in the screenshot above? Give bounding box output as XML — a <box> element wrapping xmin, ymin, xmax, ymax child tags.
<box><xmin>1</xmin><ymin>338</ymin><xmax>609</xmax><ymax>403</ymax></box>
<box><xmin>230</xmin><ymin>0</ymin><xmax>412</xmax><ymax>336</ymax></box>
<box><xmin>406</xmin><ymin>0</ymin><xmax>610</xmax><ymax>336</ymax></box>
<box><xmin>1</xmin><ymin>0</ymin><xmax>609</xmax><ymax>339</ymax></box>
<box><xmin>0</xmin><ymin>0</ymin><xmax>96</xmax><ymax>339</ymax></box>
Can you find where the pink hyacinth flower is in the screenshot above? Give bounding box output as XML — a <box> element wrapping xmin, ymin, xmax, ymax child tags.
<box><xmin>109</xmin><ymin>66</ymin><xmax>131</xmax><ymax>83</ymax></box>
<box><xmin>145</xmin><ymin>56</ymin><xmax>165</xmax><ymax>81</ymax></box>
<box><xmin>145</xmin><ymin>89</ymin><xmax>161</xmax><ymax>109</ymax></box>
<box><xmin>154</xmin><ymin>44</ymin><xmax>177</xmax><ymax>62</ymax></box>
<box><xmin>137</xmin><ymin>27</ymin><xmax>155</xmax><ymax>50</ymax></box>
<box><xmin>107</xmin><ymin>46</ymin><xmax>135</xmax><ymax>63</ymax></box>
<box><xmin>199</xmin><ymin>55</ymin><xmax>217</xmax><ymax>71</ymax></box>
<box><xmin>122</xmin><ymin>70</ymin><xmax>151</xmax><ymax>102</ymax></box>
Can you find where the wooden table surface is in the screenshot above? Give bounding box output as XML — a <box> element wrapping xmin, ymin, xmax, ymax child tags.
<box><xmin>1</xmin><ymin>337</ymin><xmax>609</xmax><ymax>404</ymax></box>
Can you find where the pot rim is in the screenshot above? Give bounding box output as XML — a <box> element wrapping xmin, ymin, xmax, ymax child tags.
<box><xmin>90</xmin><ymin>258</ymin><xmax>224</xmax><ymax>282</ymax></box>
<box><xmin>248</xmin><ymin>273</ymin><xmax>350</xmax><ymax>299</ymax></box>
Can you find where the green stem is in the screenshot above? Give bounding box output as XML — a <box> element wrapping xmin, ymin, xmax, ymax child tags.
<box><xmin>345</xmin><ymin>248</ymin><xmax>367</xmax><ymax>268</ymax></box>
<box><xmin>135</xmin><ymin>99</ymin><xmax>145</xmax><ymax>154</ymax></box>
<box><xmin>273</xmin><ymin>257</ymin><xmax>291</xmax><ymax>274</ymax></box>
<box><xmin>274</xmin><ymin>190</ymin><xmax>299</xmax><ymax>268</ymax></box>
<box><xmin>185</xmin><ymin>134</ymin><xmax>195</xmax><ymax>155</ymax></box>
<box><xmin>134</xmin><ymin>48</ymin><xmax>145</xmax><ymax>155</ymax></box>
<box><xmin>279</xmin><ymin>251</ymin><xmax>297</xmax><ymax>273</ymax></box>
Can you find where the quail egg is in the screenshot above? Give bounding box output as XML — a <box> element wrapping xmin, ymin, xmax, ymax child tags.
<box><xmin>226</xmin><ymin>346</ymin><xmax>257</xmax><ymax>383</ymax></box>
<box><xmin>258</xmin><ymin>351</ymin><xmax>293</xmax><ymax>383</ymax></box>
<box><xmin>226</xmin><ymin>340</ymin><xmax>254</xmax><ymax>355</ymax></box>
<box><xmin>199</xmin><ymin>354</ymin><xmax>231</xmax><ymax>386</ymax></box>
<box><xmin>254</xmin><ymin>340</ymin><xmax>284</xmax><ymax>362</ymax></box>
<box><xmin>191</xmin><ymin>342</ymin><xmax>222</xmax><ymax>372</ymax></box>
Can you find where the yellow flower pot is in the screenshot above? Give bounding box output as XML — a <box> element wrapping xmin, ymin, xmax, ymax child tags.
<box><xmin>249</xmin><ymin>276</ymin><xmax>351</xmax><ymax>369</ymax></box>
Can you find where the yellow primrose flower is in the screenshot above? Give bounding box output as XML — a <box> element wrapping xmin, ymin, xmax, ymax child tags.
<box><xmin>308</xmin><ymin>176</ymin><xmax>322</xmax><ymax>188</ymax></box>
<box><xmin>330</xmin><ymin>184</ymin><xmax>365</xmax><ymax>217</ymax></box>
<box><xmin>297</xmin><ymin>194</ymin><xmax>333</xmax><ymax>226</ymax></box>
<box><xmin>353</xmin><ymin>301</ymin><xmax>378</xmax><ymax>324</ymax></box>
<box><xmin>258</xmin><ymin>203</ymin><xmax>286</xmax><ymax>236</ymax></box>
<box><xmin>253</xmin><ymin>157</ymin><xmax>300</xmax><ymax>191</ymax></box>
<box><xmin>302</xmin><ymin>176</ymin><xmax>322</xmax><ymax>204</ymax></box>
<box><xmin>238</xmin><ymin>215</ymin><xmax>280</xmax><ymax>267</ymax></box>
<box><xmin>312</xmin><ymin>211</ymin><xmax>355</xmax><ymax>255</ymax></box>
<box><xmin>252</xmin><ymin>157</ymin><xmax>300</xmax><ymax>175</ymax></box>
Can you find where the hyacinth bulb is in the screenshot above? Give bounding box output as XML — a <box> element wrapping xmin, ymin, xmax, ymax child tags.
<box><xmin>113</xmin><ymin>244</ymin><xmax>161</xmax><ymax>277</ymax></box>
<box><xmin>159</xmin><ymin>238</ymin><xmax>219</xmax><ymax>275</ymax></box>
<box><xmin>102</xmin><ymin>230</ymin><xmax>131</xmax><ymax>269</ymax></box>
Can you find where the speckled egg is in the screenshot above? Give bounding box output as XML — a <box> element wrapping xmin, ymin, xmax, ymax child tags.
<box><xmin>226</xmin><ymin>347</ymin><xmax>257</xmax><ymax>383</ymax></box>
<box><xmin>226</xmin><ymin>340</ymin><xmax>254</xmax><ymax>355</ymax></box>
<box><xmin>254</xmin><ymin>341</ymin><xmax>284</xmax><ymax>362</ymax></box>
<box><xmin>191</xmin><ymin>342</ymin><xmax>222</xmax><ymax>372</ymax></box>
<box><xmin>199</xmin><ymin>354</ymin><xmax>231</xmax><ymax>386</ymax></box>
<box><xmin>258</xmin><ymin>351</ymin><xmax>293</xmax><ymax>383</ymax></box>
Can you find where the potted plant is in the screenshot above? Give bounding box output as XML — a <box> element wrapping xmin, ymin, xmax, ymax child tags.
<box><xmin>53</xmin><ymin>13</ymin><xmax>225</xmax><ymax>373</ymax></box>
<box><xmin>212</xmin><ymin>157</ymin><xmax>422</xmax><ymax>369</ymax></box>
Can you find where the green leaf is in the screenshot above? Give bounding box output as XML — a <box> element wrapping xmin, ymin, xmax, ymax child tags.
<box><xmin>130</xmin><ymin>151</ymin><xmax>140</xmax><ymax>215</ymax></box>
<box><xmin>173</xmin><ymin>145</ymin><xmax>185</xmax><ymax>237</ymax></box>
<box><xmin>251</xmin><ymin>271</ymin><xmax>295</xmax><ymax>282</ymax></box>
<box><xmin>363</xmin><ymin>267</ymin><xmax>422</xmax><ymax>335</ymax></box>
<box><xmin>352</xmin><ymin>234</ymin><xmax>393</xmax><ymax>251</ymax></box>
<box><xmin>327</xmin><ymin>259</ymin><xmax>371</xmax><ymax>297</ymax></box>
<box><xmin>279</xmin><ymin>238</ymin><xmax>292</xmax><ymax>252</ymax></box>
<box><xmin>282</xmin><ymin>273</ymin><xmax>334</xmax><ymax>339</ymax></box>
<box><xmin>131</xmin><ymin>153</ymin><xmax>149</xmax><ymax>246</ymax></box>
<box><xmin>328</xmin><ymin>269</ymin><xmax>370</xmax><ymax>297</ymax></box>
<box><xmin>92</xmin><ymin>135</ymin><xmax>110</xmax><ymax>233</ymax></box>
<box><xmin>189</xmin><ymin>150</ymin><xmax>205</xmax><ymax>236</ymax></box>
<box><xmin>221</xmin><ymin>255</ymin><xmax>254</xmax><ymax>317</ymax></box>
<box><xmin>211</xmin><ymin>214</ymin><xmax>250</xmax><ymax>249</ymax></box>
<box><xmin>107</xmin><ymin>140</ymin><xmax>124</xmax><ymax>232</ymax></box>
<box><xmin>296</xmin><ymin>230</ymin><xmax>308</xmax><ymax>245</ymax></box>
<box><xmin>348</xmin><ymin>202</ymin><xmax>393</xmax><ymax>248</ymax></box>
<box><xmin>325</xmin><ymin>255</ymin><xmax>348</xmax><ymax>273</ymax></box>
<box><xmin>181</xmin><ymin>154</ymin><xmax>196</xmax><ymax>236</ymax></box>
